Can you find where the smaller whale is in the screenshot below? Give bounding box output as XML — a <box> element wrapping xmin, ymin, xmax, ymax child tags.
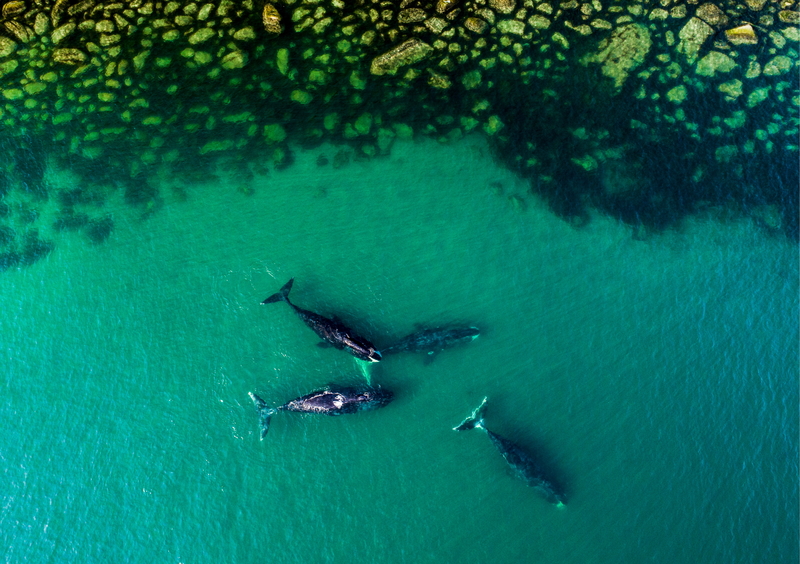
<box><xmin>262</xmin><ymin>278</ymin><xmax>382</xmax><ymax>362</ymax></box>
<box><xmin>454</xmin><ymin>397</ymin><xmax>567</xmax><ymax>506</ymax></box>
<box><xmin>382</xmin><ymin>325</ymin><xmax>480</xmax><ymax>364</ymax></box>
<box><xmin>249</xmin><ymin>386</ymin><xmax>394</xmax><ymax>438</ymax></box>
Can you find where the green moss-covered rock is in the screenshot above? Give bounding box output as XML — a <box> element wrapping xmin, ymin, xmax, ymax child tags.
<box><xmin>582</xmin><ymin>24</ymin><xmax>652</xmax><ymax>91</ymax></box>
<box><xmin>52</xmin><ymin>112</ymin><xmax>73</xmax><ymax>125</ymax></box>
<box><xmin>696</xmin><ymin>51</ymin><xmax>736</xmax><ymax>77</ymax></box>
<box><xmin>2</xmin><ymin>88</ymin><xmax>24</xmax><ymax>100</ymax></box>
<box><xmin>263</xmin><ymin>124</ymin><xmax>287</xmax><ymax>143</ymax></box>
<box><xmin>277</xmin><ymin>48</ymin><xmax>290</xmax><ymax>75</ymax></box>
<box><xmin>221</xmin><ymin>50</ymin><xmax>247</xmax><ymax>70</ymax></box>
<box><xmin>0</xmin><ymin>60</ymin><xmax>19</xmax><ymax>78</ymax></box>
<box><xmin>24</xmin><ymin>83</ymin><xmax>47</xmax><ymax>95</ymax></box>
<box><xmin>354</xmin><ymin>113</ymin><xmax>373</xmax><ymax>135</ymax></box>
<box><xmin>763</xmin><ymin>56</ymin><xmax>793</xmax><ymax>76</ymax></box>
<box><xmin>667</xmin><ymin>85</ymin><xmax>688</xmax><ymax>104</ymax></box>
<box><xmin>483</xmin><ymin>115</ymin><xmax>504</xmax><ymax>135</ymax></box>
<box><xmin>324</xmin><ymin>113</ymin><xmax>339</xmax><ymax>131</ymax></box>
<box><xmin>462</xmin><ymin>70</ymin><xmax>482</xmax><ymax>90</ymax></box>
<box><xmin>200</xmin><ymin>140</ymin><xmax>235</xmax><ymax>154</ymax></box>
<box><xmin>290</xmin><ymin>90</ymin><xmax>313</xmax><ymax>104</ymax></box>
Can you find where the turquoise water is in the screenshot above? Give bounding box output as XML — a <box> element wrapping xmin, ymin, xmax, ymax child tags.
<box><xmin>1</xmin><ymin>137</ymin><xmax>797</xmax><ymax>563</ymax></box>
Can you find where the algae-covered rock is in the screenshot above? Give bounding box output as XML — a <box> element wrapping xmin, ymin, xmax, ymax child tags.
<box><xmin>277</xmin><ymin>48</ymin><xmax>289</xmax><ymax>75</ymax></box>
<box><xmin>200</xmin><ymin>140</ymin><xmax>234</xmax><ymax>154</ymax></box>
<box><xmin>399</xmin><ymin>9</ymin><xmax>427</xmax><ymax>23</ymax></box>
<box><xmin>51</xmin><ymin>23</ymin><xmax>76</xmax><ymax>44</ymax></box>
<box><xmin>677</xmin><ymin>17</ymin><xmax>714</xmax><ymax>62</ymax></box>
<box><xmin>354</xmin><ymin>113</ymin><xmax>373</xmax><ymax>135</ymax></box>
<box><xmin>763</xmin><ymin>56</ymin><xmax>792</xmax><ymax>76</ymax></box>
<box><xmin>462</xmin><ymin>70</ymin><xmax>482</xmax><ymax>89</ymax></box>
<box><xmin>263</xmin><ymin>123</ymin><xmax>287</xmax><ymax>143</ymax></box>
<box><xmin>489</xmin><ymin>0</ymin><xmax>516</xmax><ymax>15</ymax></box>
<box><xmin>718</xmin><ymin>79</ymin><xmax>743</xmax><ymax>99</ymax></box>
<box><xmin>667</xmin><ymin>85</ymin><xmax>688</xmax><ymax>103</ymax></box>
<box><xmin>394</xmin><ymin>123</ymin><xmax>414</xmax><ymax>140</ymax></box>
<box><xmin>370</xmin><ymin>39</ymin><xmax>433</xmax><ymax>75</ymax></box>
<box><xmin>528</xmin><ymin>15</ymin><xmax>551</xmax><ymax>30</ymax></box>
<box><xmin>221</xmin><ymin>50</ymin><xmax>247</xmax><ymax>69</ymax></box>
<box><xmin>188</xmin><ymin>28</ymin><xmax>215</xmax><ymax>44</ymax></box>
<box><xmin>290</xmin><ymin>90</ymin><xmax>312</xmax><ymax>104</ymax></box>
<box><xmin>582</xmin><ymin>24</ymin><xmax>652</xmax><ymax>91</ymax></box>
<box><xmin>725</xmin><ymin>24</ymin><xmax>757</xmax><ymax>45</ymax></box>
<box><xmin>323</xmin><ymin>113</ymin><xmax>339</xmax><ymax>130</ymax></box>
<box><xmin>747</xmin><ymin>87</ymin><xmax>770</xmax><ymax>108</ymax></box>
<box><xmin>349</xmin><ymin>71</ymin><xmax>367</xmax><ymax>90</ymax></box>
<box><xmin>695</xmin><ymin>51</ymin><xmax>736</xmax><ymax>76</ymax></box>
<box><xmin>377</xmin><ymin>128</ymin><xmax>395</xmax><ymax>152</ymax></box>
<box><xmin>0</xmin><ymin>59</ymin><xmax>18</xmax><ymax>78</ymax></box>
<box><xmin>572</xmin><ymin>155</ymin><xmax>598</xmax><ymax>172</ymax></box>
<box><xmin>52</xmin><ymin>48</ymin><xmax>87</xmax><ymax>65</ymax></box>
<box><xmin>498</xmin><ymin>20</ymin><xmax>525</xmax><ymax>35</ymax></box>
<box><xmin>2</xmin><ymin>88</ymin><xmax>24</xmax><ymax>100</ymax></box>
<box><xmin>263</xmin><ymin>3</ymin><xmax>283</xmax><ymax>34</ymax></box>
<box><xmin>0</xmin><ymin>37</ymin><xmax>16</xmax><ymax>58</ymax></box>
<box><xmin>483</xmin><ymin>115</ymin><xmax>504</xmax><ymax>135</ymax></box>
<box><xmin>234</xmin><ymin>27</ymin><xmax>256</xmax><ymax>41</ymax></box>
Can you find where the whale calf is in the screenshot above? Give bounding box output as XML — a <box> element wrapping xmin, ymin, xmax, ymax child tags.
<box><xmin>382</xmin><ymin>325</ymin><xmax>479</xmax><ymax>363</ymax></box>
<box><xmin>262</xmin><ymin>278</ymin><xmax>382</xmax><ymax>362</ymax></box>
<box><xmin>454</xmin><ymin>397</ymin><xmax>567</xmax><ymax>506</ymax></box>
<box><xmin>249</xmin><ymin>386</ymin><xmax>393</xmax><ymax>438</ymax></box>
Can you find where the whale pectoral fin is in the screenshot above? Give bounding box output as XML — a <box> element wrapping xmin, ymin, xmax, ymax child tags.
<box><xmin>317</xmin><ymin>342</ymin><xmax>334</xmax><ymax>348</ymax></box>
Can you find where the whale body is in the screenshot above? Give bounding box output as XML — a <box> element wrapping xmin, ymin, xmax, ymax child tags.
<box><xmin>454</xmin><ymin>397</ymin><xmax>567</xmax><ymax>506</ymax></box>
<box><xmin>382</xmin><ymin>325</ymin><xmax>479</xmax><ymax>363</ymax></box>
<box><xmin>249</xmin><ymin>386</ymin><xmax>393</xmax><ymax>438</ymax></box>
<box><xmin>262</xmin><ymin>278</ymin><xmax>382</xmax><ymax>362</ymax></box>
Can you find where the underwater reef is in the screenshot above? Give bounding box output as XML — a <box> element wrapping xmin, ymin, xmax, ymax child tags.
<box><xmin>0</xmin><ymin>0</ymin><xmax>797</xmax><ymax>266</ymax></box>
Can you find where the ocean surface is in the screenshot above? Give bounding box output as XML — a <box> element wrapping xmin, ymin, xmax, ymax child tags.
<box><xmin>1</xmin><ymin>136</ymin><xmax>797</xmax><ymax>564</ymax></box>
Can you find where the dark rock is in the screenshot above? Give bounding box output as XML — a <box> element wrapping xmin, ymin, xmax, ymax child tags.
<box><xmin>86</xmin><ymin>216</ymin><xmax>113</xmax><ymax>244</ymax></box>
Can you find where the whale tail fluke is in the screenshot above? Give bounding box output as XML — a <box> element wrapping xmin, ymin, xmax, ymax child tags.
<box><xmin>453</xmin><ymin>396</ymin><xmax>488</xmax><ymax>431</ymax></box>
<box><xmin>262</xmin><ymin>278</ymin><xmax>294</xmax><ymax>305</ymax></box>
<box><xmin>249</xmin><ymin>392</ymin><xmax>278</xmax><ymax>439</ymax></box>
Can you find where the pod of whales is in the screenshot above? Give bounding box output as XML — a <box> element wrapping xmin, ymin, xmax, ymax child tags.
<box><xmin>253</xmin><ymin>276</ymin><xmax>570</xmax><ymax>506</ymax></box>
<box><xmin>455</xmin><ymin>397</ymin><xmax>567</xmax><ymax>507</ymax></box>
<box><xmin>381</xmin><ymin>325</ymin><xmax>480</xmax><ymax>364</ymax></box>
<box><xmin>262</xmin><ymin>278</ymin><xmax>382</xmax><ymax>362</ymax></box>
<box><xmin>249</xmin><ymin>386</ymin><xmax>394</xmax><ymax>438</ymax></box>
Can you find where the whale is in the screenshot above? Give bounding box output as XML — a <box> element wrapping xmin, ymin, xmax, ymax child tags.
<box><xmin>454</xmin><ymin>397</ymin><xmax>567</xmax><ymax>506</ymax></box>
<box><xmin>249</xmin><ymin>386</ymin><xmax>394</xmax><ymax>438</ymax></box>
<box><xmin>382</xmin><ymin>325</ymin><xmax>479</xmax><ymax>363</ymax></box>
<box><xmin>262</xmin><ymin>278</ymin><xmax>382</xmax><ymax>362</ymax></box>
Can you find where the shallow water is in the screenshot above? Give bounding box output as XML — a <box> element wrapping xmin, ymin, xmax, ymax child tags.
<box><xmin>1</xmin><ymin>136</ymin><xmax>797</xmax><ymax>564</ymax></box>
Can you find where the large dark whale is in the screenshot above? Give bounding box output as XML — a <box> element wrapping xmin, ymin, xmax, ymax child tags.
<box><xmin>454</xmin><ymin>397</ymin><xmax>566</xmax><ymax>506</ymax></box>
<box><xmin>249</xmin><ymin>387</ymin><xmax>393</xmax><ymax>438</ymax></box>
<box><xmin>262</xmin><ymin>278</ymin><xmax>382</xmax><ymax>362</ymax></box>
<box><xmin>382</xmin><ymin>325</ymin><xmax>479</xmax><ymax>363</ymax></box>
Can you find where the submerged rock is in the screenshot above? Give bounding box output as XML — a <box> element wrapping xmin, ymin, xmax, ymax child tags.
<box><xmin>678</xmin><ymin>17</ymin><xmax>714</xmax><ymax>62</ymax></box>
<box><xmin>726</xmin><ymin>24</ymin><xmax>758</xmax><ymax>45</ymax></box>
<box><xmin>262</xmin><ymin>3</ymin><xmax>283</xmax><ymax>34</ymax></box>
<box><xmin>582</xmin><ymin>24</ymin><xmax>652</xmax><ymax>91</ymax></box>
<box><xmin>370</xmin><ymin>39</ymin><xmax>433</xmax><ymax>75</ymax></box>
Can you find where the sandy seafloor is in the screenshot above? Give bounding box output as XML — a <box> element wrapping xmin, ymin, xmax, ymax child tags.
<box><xmin>1</xmin><ymin>136</ymin><xmax>797</xmax><ymax>564</ymax></box>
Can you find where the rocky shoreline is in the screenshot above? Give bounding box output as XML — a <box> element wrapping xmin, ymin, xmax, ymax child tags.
<box><xmin>0</xmin><ymin>0</ymin><xmax>797</xmax><ymax>268</ymax></box>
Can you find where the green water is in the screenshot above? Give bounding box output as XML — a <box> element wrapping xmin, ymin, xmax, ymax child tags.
<box><xmin>2</xmin><ymin>137</ymin><xmax>797</xmax><ymax>563</ymax></box>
